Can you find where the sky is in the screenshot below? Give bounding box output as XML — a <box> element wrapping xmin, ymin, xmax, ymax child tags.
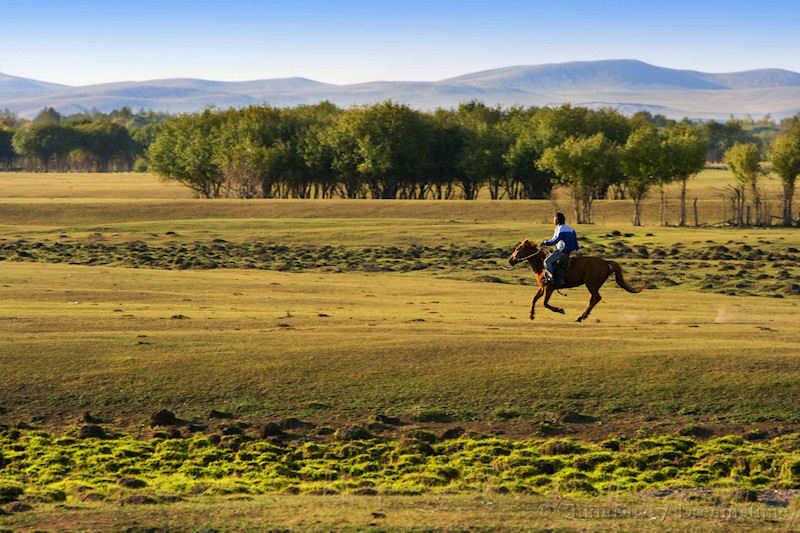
<box><xmin>2</xmin><ymin>0</ymin><xmax>800</xmax><ymax>86</ymax></box>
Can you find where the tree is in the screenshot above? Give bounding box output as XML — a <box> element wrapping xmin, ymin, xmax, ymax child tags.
<box><xmin>525</xmin><ymin>105</ymin><xmax>630</xmax><ymax>201</ymax></box>
<box><xmin>427</xmin><ymin>115</ymin><xmax>468</xmax><ymax>200</ymax></box>
<box><xmin>298</xmin><ymin>122</ymin><xmax>339</xmax><ymax>198</ymax></box>
<box><xmin>0</xmin><ymin>128</ymin><xmax>14</xmax><ymax>169</ymax></box>
<box><xmin>723</xmin><ymin>143</ymin><xmax>762</xmax><ymax>225</ymax></box>
<box><xmin>148</xmin><ymin>110</ymin><xmax>224</xmax><ymax>198</ymax></box>
<box><xmin>12</xmin><ymin>123</ymin><xmax>77</xmax><ymax>171</ymax></box>
<box><xmin>457</xmin><ymin>120</ymin><xmax>506</xmax><ymax>200</ymax></box>
<box><xmin>32</xmin><ymin>107</ymin><xmax>62</xmax><ymax>125</ymax></box>
<box><xmin>291</xmin><ymin>102</ymin><xmax>341</xmax><ymax>198</ymax></box>
<box><xmin>75</xmin><ymin>121</ymin><xmax>138</xmax><ymax>171</ymax></box>
<box><xmin>215</xmin><ymin>106</ymin><xmax>288</xmax><ymax>198</ymax></box>
<box><xmin>348</xmin><ymin>102</ymin><xmax>432</xmax><ymax>199</ymax></box>
<box><xmin>539</xmin><ymin>133</ymin><xmax>620</xmax><ymax>224</ymax></box>
<box><xmin>703</xmin><ymin>120</ymin><xmax>757</xmax><ymax>163</ymax></box>
<box><xmin>662</xmin><ymin>125</ymin><xmax>707</xmax><ymax>226</ymax></box>
<box><xmin>769</xmin><ymin>126</ymin><xmax>800</xmax><ymax>226</ymax></box>
<box><xmin>452</xmin><ymin>102</ymin><xmax>508</xmax><ymax>199</ymax></box>
<box><xmin>429</xmin><ymin>108</ymin><xmax>486</xmax><ymax>199</ymax></box>
<box><xmin>131</xmin><ymin>122</ymin><xmax>164</xmax><ymax>151</ymax></box>
<box><xmin>321</xmin><ymin>109</ymin><xmax>367</xmax><ymax>199</ymax></box>
<box><xmin>621</xmin><ymin>126</ymin><xmax>663</xmax><ymax>226</ymax></box>
<box><xmin>629</xmin><ymin>111</ymin><xmax>674</xmax><ymax>130</ymax></box>
<box><xmin>501</xmin><ymin>113</ymin><xmax>554</xmax><ymax>199</ymax></box>
<box><xmin>0</xmin><ymin>109</ymin><xmax>22</xmax><ymax>129</ymax></box>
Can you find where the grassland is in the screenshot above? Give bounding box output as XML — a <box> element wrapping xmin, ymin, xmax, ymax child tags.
<box><xmin>0</xmin><ymin>170</ymin><xmax>799</xmax><ymax>531</ymax></box>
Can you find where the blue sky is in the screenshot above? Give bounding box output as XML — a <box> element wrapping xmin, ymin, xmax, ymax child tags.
<box><xmin>3</xmin><ymin>0</ymin><xmax>800</xmax><ymax>85</ymax></box>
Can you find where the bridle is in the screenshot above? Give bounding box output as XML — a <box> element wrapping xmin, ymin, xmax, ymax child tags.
<box><xmin>503</xmin><ymin>245</ymin><xmax>545</xmax><ymax>269</ymax></box>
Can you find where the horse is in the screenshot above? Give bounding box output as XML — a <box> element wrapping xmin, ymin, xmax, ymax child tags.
<box><xmin>508</xmin><ymin>239</ymin><xmax>641</xmax><ymax>322</ymax></box>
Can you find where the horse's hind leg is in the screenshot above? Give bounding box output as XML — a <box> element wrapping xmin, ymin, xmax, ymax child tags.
<box><xmin>530</xmin><ymin>288</ymin><xmax>543</xmax><ymax>320</ymax></box>
<box><xmin>543</xmin><ymin>286</ymin><xmax>565</xmax><ymax>315</ymax></box>
<box><xmin>577</xmin><ymin>286</ymin><xmax>601</xmax><ymax>322</ymax></box>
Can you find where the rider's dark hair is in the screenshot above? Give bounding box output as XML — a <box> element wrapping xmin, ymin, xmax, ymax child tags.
<box><xmin>555</xmin><ymin>212</ymin><xmax>566</xmax><ymax>225</ymax></box>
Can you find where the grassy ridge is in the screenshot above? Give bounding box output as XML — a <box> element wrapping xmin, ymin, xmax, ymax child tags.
<box><xmin>2</xmin><ymin>429</ymin><xmax>800</xmax><ymax>499</ymax></box>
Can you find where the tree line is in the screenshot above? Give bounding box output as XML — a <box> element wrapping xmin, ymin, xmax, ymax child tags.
<box><xmin>144</xmin><ymin>101</ymin><xmax>800</xmax><ymax>226</ymax></box>
<box><xmin>1</xmin><ymin>103</ymin><xmax>799</xmax><ymax>226</ymax></box>
<box><xmin>0</xmin><ymin>107</ymin><xmax>167</xmax><ymax>172</ymax></box>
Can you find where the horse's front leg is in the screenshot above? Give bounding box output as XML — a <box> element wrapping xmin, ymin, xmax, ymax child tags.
<box><xmin>543</xmin><ymin>286</ymin><xmax>565</xmax><ymax>315</ymax></box>
<box><xmin>530</xmin><ymin>287</ymin><xmax>543</xmax><ymax>320</ymax></box>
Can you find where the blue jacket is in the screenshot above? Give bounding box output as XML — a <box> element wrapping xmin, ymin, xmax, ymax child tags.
<box><xmin>543</xmin><ymin>224</ymin><xmax>580</xmax><ymax>253</ymax></box>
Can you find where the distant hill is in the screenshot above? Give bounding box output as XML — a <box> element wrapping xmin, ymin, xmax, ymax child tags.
<box><xmin>0</xmin><ymin>72</ymin><xmax>66</xmax><ymax>97</ymax></box>
<box><xmin>3</xmin><ymin>59</ymin><xmax>800</xmax><ymax>119</ymax></box>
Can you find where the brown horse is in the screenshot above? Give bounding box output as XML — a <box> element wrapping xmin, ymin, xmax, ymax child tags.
<box><xmin>508</xmin><ymin>239</ymin><xmax>641</xmax><ymax>322</ymax></box>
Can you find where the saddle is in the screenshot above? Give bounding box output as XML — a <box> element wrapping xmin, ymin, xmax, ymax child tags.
<box><xmin>545</xmin><ymin>254</ymin><xmax>570</xmax><ymax>288</ymax></box>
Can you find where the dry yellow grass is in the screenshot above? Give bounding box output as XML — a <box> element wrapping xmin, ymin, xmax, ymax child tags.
<box><xmin>1</xmin><ymin>260</ymin><xmax>798</xmax><ymax>431</ymax></box>
<box><xmin>3</xmin><ymin>494</ymin><xmax>795</xmax><ymax>532</ymax></box>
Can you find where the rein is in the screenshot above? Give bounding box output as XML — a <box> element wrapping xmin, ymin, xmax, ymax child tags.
<box><xmin>504</xmin><ymin>244</ymin><xmax>567</xmax><ymax>296</ymax></box>
<box><xmin>502</xmin><ymin>249</ymin><xmax>544</xmax><ymax>270</ymax></box>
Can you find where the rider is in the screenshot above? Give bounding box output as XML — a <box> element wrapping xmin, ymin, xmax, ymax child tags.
<box><xmin>542</xmin><ymin>212</ymin><xmax>579</xmax><ymax>287</ymax></box>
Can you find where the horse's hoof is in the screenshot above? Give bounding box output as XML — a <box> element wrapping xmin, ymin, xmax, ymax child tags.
<box><xmin>556</xmin><ymin>308</ymin><xmax>565</xmax><ymax>315</ymax></box>
<box><xmin>576</xmin><ymin>316</ymin><xmax>584</xmax><ymax>322</ymax></box>
<box><xmin>529</xmin><ymin>314</ymin><xmax>535</xmax><ymax>321</ymax></box>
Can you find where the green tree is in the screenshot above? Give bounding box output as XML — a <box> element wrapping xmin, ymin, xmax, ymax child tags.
<box><xmin>662</xmin><ymin>125</ymin><xmax>708</xmax><ymax>226</ymax></box>
<box><xmin>321</xmin><ymin>109</ymin><xmax>367</xmax><ymax>199</ymax></box>
<box><xmin>131</xmin><ymin>122</ymin><xmax>164</xmax><ymax>151</ymax></box>
<box><xmin>723</xmin><ymin>142</ymin><xmax>762</xmax><ymax>225</ymax></box>
<box><xmin>292</xmin><ymin>102</ymin><xmax>341</xmax><ymax>198</ymax></box>
<box><xmin>426</xmin><ymin>115</ymin><xmax>466</xmax><ymax>199</ymax></box>
<box><xmin>703</xmin><ymin>120</ymin><xmax>757</xmax><ymax>163</ymax></box>
<box><xmin>621</xmin><ymin>126</ymin><xmax>663</xmax><ymax>226</ymax></box>
<box><xmin>452</xmin><ymin>102</ymin><xmax>507</xmax><ymax>199</ymax></box>
<box><xmin>0</xmin><ymin>128</ymin><xmax>14</xmax><ymax>169</ymax></box>
<box><xmin>32</xmin><ymin>107</ymin><xmax>62</xmax><ymax>125</ymax></box>
<box><xmin>501</xmin><ymin>113</ymin><xmax>554</xmax><ymax>199</ymax></box>
<box><xmin>76</xmin><ymin>121</ymin><xmax>138</xmax><ymax>171</ymax></box>
<box><xmin>12</xmin><ymin>123</ymin><xmax>77</xmax><ymax>171</ymax></box>
<box><xmin>524</xmin><ymin>105</ymin><xmax>630</xmax><ymax>200</ymax></box>
<box><xmin>298</xmin><ymin>122</ymin><xmax>339</xmax><ymax>198</ymax></box>
<box><xmin>348</xmin><ymin>101</ymin><xmax>432</xmax><ymax>199</ymax></box>
<box><xmin>149</xmin><ymin>110</ymin><xmax>224</xmax><ymax>198</ymax></box>
<box><xmin>429</xmin><ymin>109</ymin><xmax>485</xmax><ymax>199</ymax></box>
<box><xmin>539</xmin><ymin>133</ymin><xmax>620</xmax><ymax>224</ymax></box>
<box><xmin>0</xmin><ymin>109</ymin><xmax>23</xmax><ymax>129</ymax></box>
<box><xmin>769</xmin><ymin>126</ymin><xmax>800</xmax><ymax>226</ymax></box>
<box><xmin>216</xmin><ymin>106</ymin><xmax>286</xmax><ymax>198</ymax></box>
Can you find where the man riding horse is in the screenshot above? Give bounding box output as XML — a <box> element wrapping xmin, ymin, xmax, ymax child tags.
<box><xmin>508</xmin><ymin>214</ymin><xmax>641</xmax><ymax>322</ymax></box>
<box><xmin>541</xmin><ymin>212</ymin><xmax>578</xmax><ymax>288</ymax></box>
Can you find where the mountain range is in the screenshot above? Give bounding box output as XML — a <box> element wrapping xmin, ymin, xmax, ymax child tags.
<box><xmin>3</xmin><ymin>59</ymin><xmax>800</xmax><ymax>120</ymax></box>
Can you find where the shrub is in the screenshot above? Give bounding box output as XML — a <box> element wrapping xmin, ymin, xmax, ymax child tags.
<box><xmin>541</xmin><ymin>439</ymin><xmax>587</xmax><ymax>456</ymax></box>
<box><xmin>780</xmin><ymin>456</ymin><xmax>800</xmax><ymax>485</ymax></box>
<box><xmin>0</xmin><ymin>480</ymin><xmax>24</xmax><ymax>503</ymax></box>
<box><xmin>412</xmin><ymin>408</ymin><xmax>454</xmax><ymax>423</ymax></box>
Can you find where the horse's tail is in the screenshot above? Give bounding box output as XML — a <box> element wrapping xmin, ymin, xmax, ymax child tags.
<box><xmin>607</xmin><ymin>261</ymin><xmax>642</xmax><ymax>293</ymax></box>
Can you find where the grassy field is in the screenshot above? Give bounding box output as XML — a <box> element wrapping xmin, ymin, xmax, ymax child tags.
<box><xmin>0</xmin><ymin>170</ymin><xmax>799</xmax><ymax>531</ymax></box>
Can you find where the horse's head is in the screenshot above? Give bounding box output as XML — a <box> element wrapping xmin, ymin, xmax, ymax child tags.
<box><xmin>508</xmin><ymin>239</ymin><xmax>540</xmax><ymax>266</ymax></box>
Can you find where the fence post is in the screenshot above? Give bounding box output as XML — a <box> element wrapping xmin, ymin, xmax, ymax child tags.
<box><xmin>693</xmin><ymin>198</ymin><xmax>699</xmax><ymax>227</ymax></box>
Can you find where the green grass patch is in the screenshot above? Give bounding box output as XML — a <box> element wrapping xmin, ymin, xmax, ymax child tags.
<box><xmin>2</xmin><ymin>429</ymin><xmax>800</xmax><ymax>504</ymax></box>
